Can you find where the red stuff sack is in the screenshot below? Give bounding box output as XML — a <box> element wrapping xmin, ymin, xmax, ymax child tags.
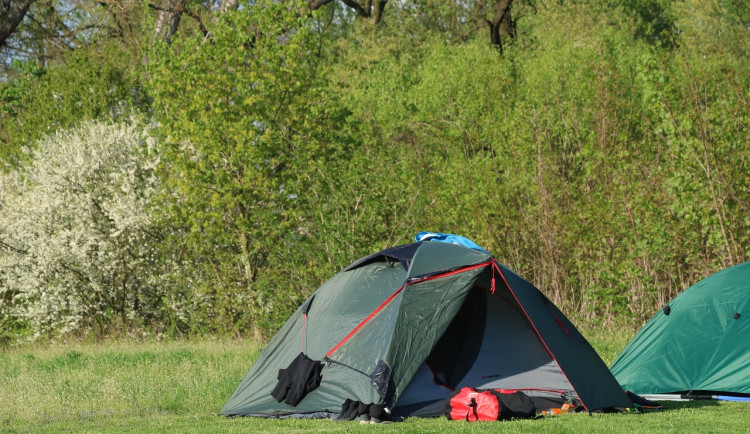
<box><xmin>444</xmin><ymin>387</ymin><xmax>536</xmax><ymax>421</ymax></box>
<box><xmin>445</xmin><ymin>387</ymin><xmax>501</xmax><ymax>421</ymax></box>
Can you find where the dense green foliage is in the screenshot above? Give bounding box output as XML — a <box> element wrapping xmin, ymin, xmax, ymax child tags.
<box><xmin>145</xmin><ymin>2</ymin><xmax>342</xmax><ymax>338</ymax></box>
<box><xmin>0</xmin><ymin>42</ymin><xmax>145</xmax><ymax>169</ymax></box>
<box><xmin>0</xmin><ymin>0</ymin><xmax>748</xmax><ymax>341</ymax></box>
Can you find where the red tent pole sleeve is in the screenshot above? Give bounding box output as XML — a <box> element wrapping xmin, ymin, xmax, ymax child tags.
<box><xmin>326</xmin><ymin>261</ymin><xmax>493</xmax><ymax>359</ymax></box>
<box><xmin>326</xmin><ymin>284</ymin><xmax>407</xmax><ymax>358</ymax></box>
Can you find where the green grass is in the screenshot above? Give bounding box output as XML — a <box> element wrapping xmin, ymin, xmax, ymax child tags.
<box><xmin>1</xmin><ymin>330</ymin><xmax>748</xmax><ymax>433</ymax></box>
<box><xmin>573</xmin><ymin>319</ymin><xmax>640</xmax><ymax>366</ymax></box>
<box><xmin>0</xmin><ymin>338</ymin><xmax>260</xmax><ymax>431</ymax></box>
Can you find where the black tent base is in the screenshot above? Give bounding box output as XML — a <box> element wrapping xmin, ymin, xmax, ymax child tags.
<box><xmin>639</xmin><ymin>392</ymin><xmax>750</xmax><ymax>402</ymax></box>
<box><xmin>624</xmin><ymin>391</ymin><xmax>662</xmax><ymax>409</ymax></box>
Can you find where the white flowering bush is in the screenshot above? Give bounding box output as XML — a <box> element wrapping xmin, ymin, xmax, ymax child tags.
<box><xmin>0</xmin><ymin>119</ymin><xmax>161</xmax><ymax>338</ymax></box>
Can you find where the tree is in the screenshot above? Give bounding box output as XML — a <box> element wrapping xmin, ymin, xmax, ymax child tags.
<box><xmin>0</xmin><ymin>42</ymin><xmax>145</xmax><ymax>169</ymax></box>
<box><xmin>310</xmin><ymin>0</ymin><xmax>389</xmax><ymax>24</ymax></box>
<box><xmin>0</xmin><ymin>0</ymin><xmax>232</xmax><ymax>75</ymax></box>
<box><xmin>465</xmin><ymin>0</ymin><xmax>541</xmax><ymax>53</ymax></box>
<box><xmin>147</xmin><ymin>0</ymin><xmax>333</xmax><ymax>337</ymax></box>
<box><xmin>0</xmin><ymin>0</ymin><xmax>149</xmax><ymax>75</ymax></box>
<box><xmin>153</xmin><ymin>0</ymin><xmax>187</xmax><ymax>43</ymax></box>
<box><xmin>0</xmin><ymin>118</ymin><xmax>162</xmax><ymax>338</ymax></box>
<box><xmin>0</xmin><ymin>0</ymin><xmax>34</xmax><ymax>47</ymax></box>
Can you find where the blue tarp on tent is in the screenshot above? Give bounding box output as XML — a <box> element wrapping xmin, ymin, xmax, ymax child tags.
<box><xmin>414</xmin><ymin>232</ymin><xmax>489</xmax><ymax>254</ymax></box>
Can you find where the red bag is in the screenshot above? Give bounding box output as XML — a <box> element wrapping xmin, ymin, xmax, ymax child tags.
<box><xmin>445</xmin><ymin>387</ymin><xmax>536</xmax><ymax>421</ymax></box>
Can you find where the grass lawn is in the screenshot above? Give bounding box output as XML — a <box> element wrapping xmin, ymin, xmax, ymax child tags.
<box><xmin>1</xmin><ymin>324</ymin><xmax>748</xmax><ymax>433</ymax></box>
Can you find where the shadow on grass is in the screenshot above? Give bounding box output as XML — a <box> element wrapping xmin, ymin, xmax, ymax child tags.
<box><xmin>649</xmin><ymin>399</ymin><xmax>722</xmax><ymax>412</ymax></box>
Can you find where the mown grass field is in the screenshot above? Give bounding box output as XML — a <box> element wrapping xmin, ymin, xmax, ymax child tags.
<box><xmin>1</xmin><ymin>324</ymin><xmax>748</xmax><ymax>433</ymax></box>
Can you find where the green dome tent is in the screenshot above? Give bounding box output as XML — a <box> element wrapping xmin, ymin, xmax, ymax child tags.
<box><xmin>221</xmin><ymin>241</ymin><xmax>631</xmax><ymax>419</ymax></box>
<box><xmin>611</xmin><ymin>262</ymin><xmax>750</xmax><ymax>397</ymax></box>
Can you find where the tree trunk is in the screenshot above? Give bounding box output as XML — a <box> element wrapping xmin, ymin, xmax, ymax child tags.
<box><xmin>372</xmin><ymin>0</ymin><xmax>387</xmax><ymax>24</ymax></box>
<box><xmin>253</xmin><ymin>325</ymin><xmax>263</xmax><ymax>342</ymax></box>
<box><xmin>0</xmin><ymin>0</ymin><xmax>34</xmax><ymax>47</ymax></box>
<box><xmin>486</xmin><ymin>0</ymin><xmax>514</xmax><ymax>54</ymax></box>
<box><xmin>310</xmin><ymin>0</ymin><xmax>387</xmax><ymax>24</ymax></box>
<box><xmin>239</xmin><ymin>232</ymin><xmax>253</xmax><ymax>282</ymax></box>
<box><xmin>219</xmin><ymin>0</ymin><xmax>239</xmax><ymax>13</ymax></box>
<box><xmin>153</xmin><ymin>0</ymin><xmax>186</xmax><ymax>43</ymax></box>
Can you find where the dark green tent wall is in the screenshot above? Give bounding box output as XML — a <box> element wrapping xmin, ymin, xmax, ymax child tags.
<box><xmin>611</xmin><ymin>262</ymin><xmax>750</xmax><ymax>396</ymax></box>
<box><xmin>221</xmin><ymin>241</ymin><xmax>631</xmax><ymax>418</ymax></box>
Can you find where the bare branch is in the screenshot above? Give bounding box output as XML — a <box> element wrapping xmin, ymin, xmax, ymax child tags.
<box><xmin>340</xmin><ymin>0</ymin><xmax>371</xmax><ymax>18</ymax></box>
<box><xmin>0</xmin><ymin>238</ymin><xmax>28</xmax><ymax>255</ymax></box>
<box><xmin>309</xmin><ymin>0</ymin><xmax>335</xmax><ymax>9</ymax></box>
<box><xmin>182</xmin><ymin>6</ymin><xmax>210</xmax><ymax>39</ymax></box>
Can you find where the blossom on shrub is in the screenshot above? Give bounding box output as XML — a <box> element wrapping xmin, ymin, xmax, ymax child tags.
<box><xmin>0</xmin><ymin>119</ymin><xmax>160</xmax><ymax>338</ymax></box>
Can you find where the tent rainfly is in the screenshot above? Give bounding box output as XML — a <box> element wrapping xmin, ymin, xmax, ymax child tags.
<box><xmin>611</xmin><ymin>262</ymin><xmax>750</xmax><ymax>398</ymax></box>
<box><xmin>221</xmin><ymin>239</ymin><xmax>631</xmax><ymax>419</ymax></box>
